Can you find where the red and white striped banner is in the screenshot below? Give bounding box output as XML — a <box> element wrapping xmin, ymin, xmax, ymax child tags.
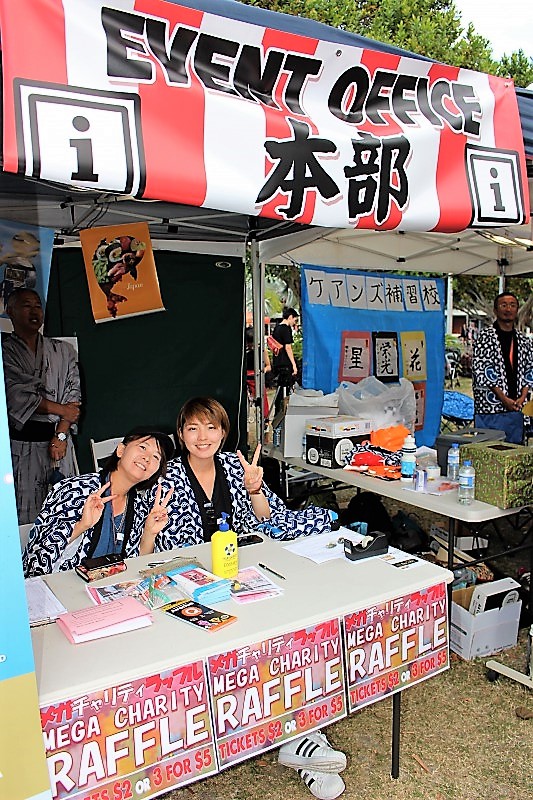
<box><xmin>0</xmin><ymin>0</ymin><xmax>529</xmax><ymax>230</ymax></box>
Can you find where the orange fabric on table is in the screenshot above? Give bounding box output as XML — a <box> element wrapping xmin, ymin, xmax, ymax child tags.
<box><xmin>370</xmin><ymin>425</ymin><xmax>410</xmax><ymax>453</ymax></box>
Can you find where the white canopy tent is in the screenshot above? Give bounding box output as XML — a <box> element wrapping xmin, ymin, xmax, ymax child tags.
<box><xmin>262</xmin><ymin>219</ymin><xmax>533</xmax><ymax>277</ymax></box>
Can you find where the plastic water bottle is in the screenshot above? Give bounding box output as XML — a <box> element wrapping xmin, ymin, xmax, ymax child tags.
<box><xmin>400</xmin><ymin>434</ymin><xmax>417</xmax><ymax>482</ymax></box>
<box><xmin>458</xmin><ymin>460</ymin><xmax>475</xmax><ymax>505</ymax></box>
<box><xmin>447</xmin><ymin>442</ymin><xmax>460</xmax><ymax>480</ymax></box>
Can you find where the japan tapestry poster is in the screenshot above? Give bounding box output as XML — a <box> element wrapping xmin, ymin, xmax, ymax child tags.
<box><xmin>0</xmin><ymin>0</ymin><xmax>528</xmax><ymax>231</ymax></box>
<box><xmin>80</xmin><ymin>222</ymin><xmax>164</xmax><ymax>322</ymax></box>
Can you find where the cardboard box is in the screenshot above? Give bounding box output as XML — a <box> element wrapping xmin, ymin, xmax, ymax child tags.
<box><xmin>305</xmin><ymin>415</ymin><xmax>373</xmax><ymax>469</ymax></box>
<box><xmin>278</xmin><ymin>404</ymin><xmax>338</xmax><ymax>458</ymax></box>
<box><xmin>460</xmin><ymin>440</ymin><xmax>533</xmax><ymax>509</ymax></box>
<box><xmin>450</xmin><ymin>582</ymin><xmax>521</xmax><ymax>660</ymax></box>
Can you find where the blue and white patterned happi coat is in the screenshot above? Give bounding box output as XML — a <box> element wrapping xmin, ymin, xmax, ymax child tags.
<box><xmin>472</xmin><ymin>326</ymin><xmax>533</xmax><ymax>414</ymax></box>
<box><xmin>156</xmin><ymin>453</ymin><xmax>333</xmax><ymax>549</ymax></box>
<box><xmin>22</xmin><ymin>473</ymin><xmax>151</xmax><ymax>577</ymax></box>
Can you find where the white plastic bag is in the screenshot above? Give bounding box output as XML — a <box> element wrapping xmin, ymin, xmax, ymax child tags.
<box><xmin>288</xmin><ymin>387</ymin><xmax>339</xmax><ymax>407</ymax></box>
<box><xmin>336</xmin><ymin>377</ymin><xmax>416</xmax><ymax>430</ymax></box>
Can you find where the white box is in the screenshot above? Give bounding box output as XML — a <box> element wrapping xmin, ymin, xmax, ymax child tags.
<box><xmin>454</xmin><ymin>536</ymin><xmax>489</xmax><ymax>552</ymax></box>
<box><xmin>468</xmin><ymin>577</ymin><xmax>521</xmax><ymax>615</ymax></box>
<box><xmin>305</xmin><ymin>415</ymin><xmax>373</xmax><ymax>469</ymax></box>
<box><xmin>450</xmin><ymin>583</ymin><xmax>522</xmax><ymax>660</ymax></box>
<box><xmin>281</xmin><ymin>405</ymin><xmax>338</xmax><ymax>458</ymax></box>
<box><xmin>305</xmin><ymin>416</ymin><xmax>374</xmax><ymax>437</ymax></box>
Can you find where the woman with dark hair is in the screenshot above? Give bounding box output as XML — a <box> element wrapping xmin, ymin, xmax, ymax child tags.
<box><xmin>156</xmin><ymin>397</ymin><xmax>334</xmax><ymax>549</ymax></box>
<box><xmin>23</xmin><ymin>427</ymin><xmax>175</xmax><ymax>577</ymax></box>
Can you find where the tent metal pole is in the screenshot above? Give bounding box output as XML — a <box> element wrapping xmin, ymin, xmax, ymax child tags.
<box><xmin>446</xmin><ymin>274</ymin><xmax>453</xmax><ymax>335</ymax></box>
<box><xmin>250</xmin><ymin>240</ymin><xmax>265</xmax><ymax>445</ymax></box>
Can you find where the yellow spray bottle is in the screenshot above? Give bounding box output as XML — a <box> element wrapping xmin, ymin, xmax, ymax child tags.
<box><xmin>211</xmin><ymin>512</ymin><xmax>239</xmax><ymax>579</ymax></box>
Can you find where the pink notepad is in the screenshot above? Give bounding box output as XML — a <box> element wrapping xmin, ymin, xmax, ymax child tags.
<box><xmin>56</xmin><ymin>596</ymin><xmax>152</xmax><ymax>643</ymax></box>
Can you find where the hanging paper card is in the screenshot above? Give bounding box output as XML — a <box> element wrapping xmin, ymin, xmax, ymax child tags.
<box><xmin>402</xmin><ymin>279</ymin><xmax>423</xmax><ymax>311</ymax></box>
<box><xmin>401</xmin><ymin>331</ymin><xmax>427</xmax><ymax>381</ymax></box>
<box><xmin>338</xmin><ymin>331</ymin><xmax>371</xmax><ymax>382</ymax></box>
<box><xmin>365</xmin><ymin>276</ymin><xmax>386</xmax><ymax>311</ymax></box>
<box><xmin>420</xmin><ymin>280</ymin><xmax>442</xmax><ymax>311</ymax></box>
<box><xmin>383</xmin><ymin>277</ymin><xmax>406</xmax><ymax>311</ymax></box>
<box><xmin>80</xmin><ymin>222</ymin><xmax>164</xmax><ymax>322</ymax></box>
<box><xmin>372</xmin><ymin>332</ymin><xmax>399</xmax><ymax>382</ymax></box>
<box><xmin>412</xmin><ymin>382</ymin><xmax>426</xmax><ymax>431</ymax></box>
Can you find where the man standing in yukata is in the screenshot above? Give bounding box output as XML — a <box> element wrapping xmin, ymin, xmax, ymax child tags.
<box><xmin>472</xmin><ymin>292</ymin><xmax>533</xmax><ymax>445</ymax></box>
<box><xmin>2</xmin><ymin>288</ymin><xmax>81</xmax><ymax>523</ymax></box>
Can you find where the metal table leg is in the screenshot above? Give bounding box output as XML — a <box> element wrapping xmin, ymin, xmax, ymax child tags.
<box><xmin>391</xmin><ymin>692</ymin><xmax>401</xmax><ymax>778</ymax></box>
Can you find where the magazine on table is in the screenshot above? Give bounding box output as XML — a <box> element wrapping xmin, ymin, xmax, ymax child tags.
<box><xmin>160</xmin><ymin>598</ymin><xmax>237</xmax><ymax>632</ymax></box>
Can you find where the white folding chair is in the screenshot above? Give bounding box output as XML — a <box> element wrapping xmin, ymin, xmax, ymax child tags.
<box><xmin>19</xmin><ymin>523</ymin><xmax>33</xmax><ymax>552</ymax></box>
<box><xmin>89</xmin><ymin>436</ymin><xmax>124</xmax><ymax>471</ymax></box>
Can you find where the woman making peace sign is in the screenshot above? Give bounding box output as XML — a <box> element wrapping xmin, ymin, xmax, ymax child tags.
<box><xmin>23</xmin><ymin>427</ymin><xmax>174</xmax><ymax>577</ymax></box>
<box><xmin>157</xmin><ymin>397</ymin><xmax>334</xmax><ymax>549</ymax></box>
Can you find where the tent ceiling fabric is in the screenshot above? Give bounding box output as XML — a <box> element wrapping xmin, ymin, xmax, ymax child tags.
<box><xmin>0</xmin><ymin>171</ymin><xmax>316</xmax><ymax>255</ymax></box>
<box><xmin>265</xmin><ymin>224</ymin><xmax>533</xmax><ymax>277</ymax></box>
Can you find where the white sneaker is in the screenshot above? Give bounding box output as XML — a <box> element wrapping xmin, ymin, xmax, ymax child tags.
<box><xmin>278</xmin><ymin>731</ymin><xmax>347</xmax><ymax>772</ymax></box>
<box><xmin>298</xmin><ymin>768</ymin><xmax>345</xmax><ymax>800</ymax></box>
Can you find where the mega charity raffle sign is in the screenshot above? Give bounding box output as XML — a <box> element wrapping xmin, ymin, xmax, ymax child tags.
<box><xmin>344</xmin><ymin>583</ymin><xmax>449</xmax><ymax>713</ymax></box>
<box><xmin>42</xmin><ymin>660</ymin><xmax>217</xmax><ymax>800</ymax></box>
<box><xmin>27</xmin><ymin>598</ymin><xmax>448</xmax><ymax>798</ymax></box>
<box><xmin>207</xmin><ymin>619</ymin><xmax>346</xmax><ymax>768</ymax></box>
<box><xmin>0</xmin><ymin>0</ymin><xmax>529</xmax><ymax>231</ymax></box>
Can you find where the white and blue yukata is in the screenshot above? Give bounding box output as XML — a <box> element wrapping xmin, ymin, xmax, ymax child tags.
<box><xmin>472</xmin><ymin>324</ymin><xmax>533</xmax><ymax>444</ymax></box>
<box><xmin>157</xmin><ymin>452</ymin><xmax>333</xmax><ymax>549</ymax></box>
<box><xmin>2</xmin><ymin>332</ymin><xmax>81</xmax><ymax>523</ymax></box>
<box><xmin>22</xmin><ymin>473</ymin><xmax>151</xmax><ymax>577</ymax></box>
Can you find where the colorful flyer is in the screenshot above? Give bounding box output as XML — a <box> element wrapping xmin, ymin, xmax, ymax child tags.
<box><xmin>343</xmin><ymin>582</ymin><xmax>449</xmax><ymax>713</ymax></box>
<box><xmin>40</xmin><ymin>660</ymin><xmax>217</xmax><ymax>800</ymax></box>
<box><xmin>80</xmin><ymin>222</ymin><xmax>164</xmax><ymax>322</ymax></box>
<box><xmin>208</xmin><ymin>618</ymin><xmax>346</xmax><ymax>768</ymax></box>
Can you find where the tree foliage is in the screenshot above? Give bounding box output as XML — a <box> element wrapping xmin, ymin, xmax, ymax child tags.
<box><xmin>453</xmin><ymin>276</ymin><xmax>533</xmax><ymax>330</ymax></box>
<box><xmin>239</xmin><ymin>0</ymin><xmax>532</xmax><ymax>85</ymax></box>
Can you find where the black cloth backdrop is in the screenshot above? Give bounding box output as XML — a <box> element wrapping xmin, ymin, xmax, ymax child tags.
<box><xmin>44</xmin><ymin>249</ymin><xmax>246</xmax><ymax>472</ymax></box>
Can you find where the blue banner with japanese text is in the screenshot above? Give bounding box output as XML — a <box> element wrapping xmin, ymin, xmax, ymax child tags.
<box><xmin>301</xmin><ymin>266</ymin><xmax>445</xmax><ymax>446</ymax></box>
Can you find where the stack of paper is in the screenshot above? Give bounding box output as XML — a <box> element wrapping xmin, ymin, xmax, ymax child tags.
<box><xmin>25</xmin><ymin>577</ymin><xmax>67</xmax><ymax>626</ymax></box>
<box><xmin>56</xmin><ymin>597</ymin><xmax>153</xmax><ymax>643</ymax></box>
<box><xmin>166</xmin><ymin>564</ymin><xmax>231</xmax><ymax>604</ymax></box>
<box><xmin>230</xmin><ymin>566</ymin><xmax>284</xmax><ymax>604</ymax></box>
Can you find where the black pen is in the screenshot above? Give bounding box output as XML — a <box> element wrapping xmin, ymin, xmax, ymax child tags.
<box><xmin>258</xmin><ymin>562</ymin><xmax>286</xmax><ymax>581</ymax></box>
